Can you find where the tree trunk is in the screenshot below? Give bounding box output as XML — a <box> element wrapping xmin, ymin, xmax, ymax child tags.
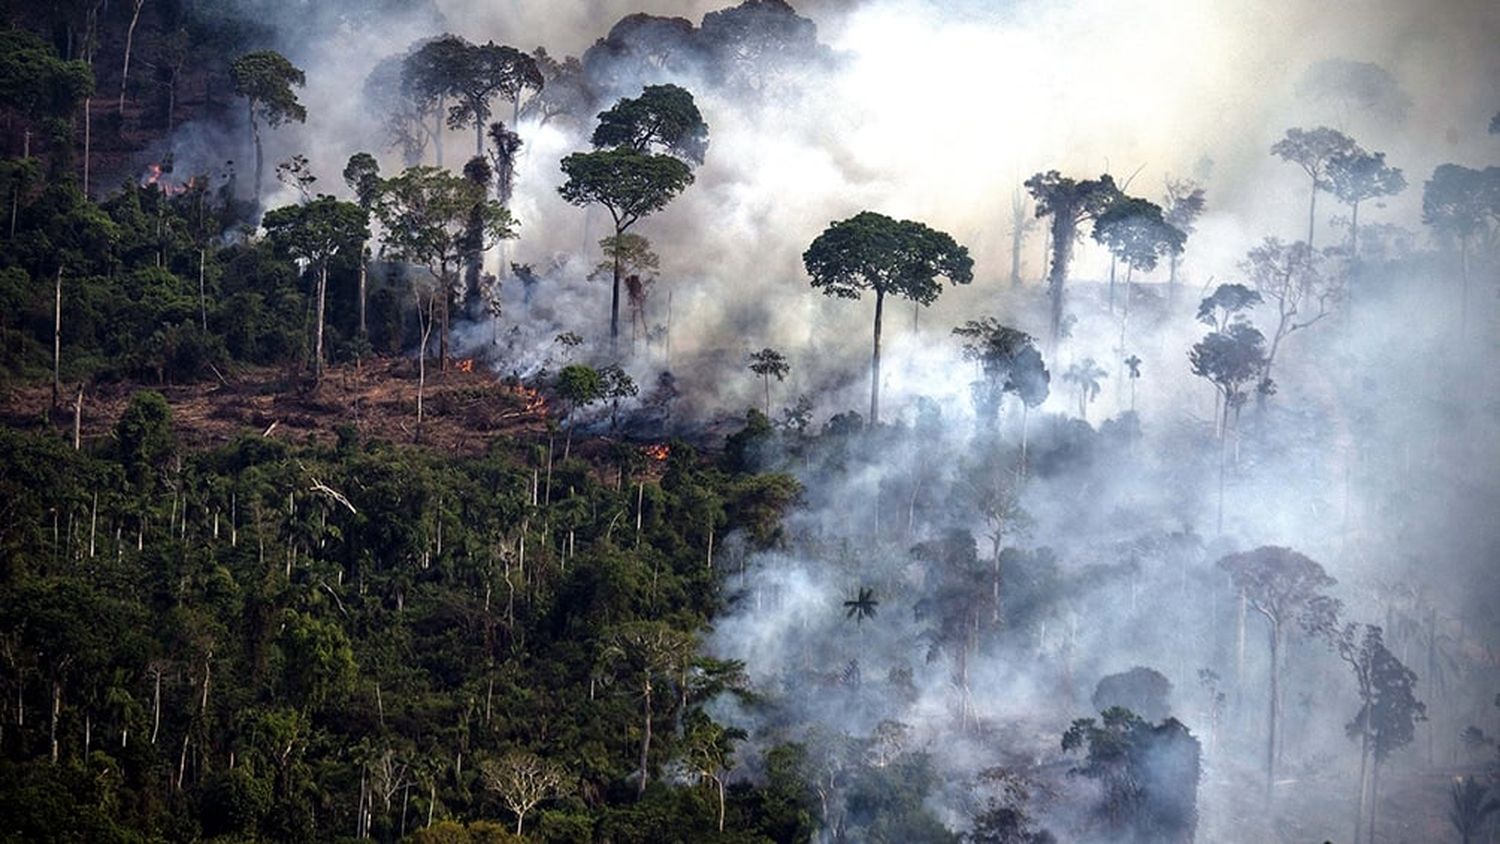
<box><xmin>119</xmin><ymin>0</ymin><xmax>144</xmax><ymax>113</ymax></box>
<box><xmin>433</xmin><ymin>96</ymin><xmax>445</xmax><ymax>167</ymax></box>
<box><xmin>717</xmin><ymin>776</ymin><xmax>726</xmax><ymax>832</ymax></box>
<box><xmin>49</xmin><ymin>680</ymin><xmax>60</xmax><ymax>763</ymax></box>
<box><xmin>82</xmin><ymin>98</ymin><xmax>92</xmax><ymax>197</ymax></box>
<box><xmin>1265</xmin><ymin>621</ymin><xmax>1282</xmax><ymax>806</ymax></box>
<box><xmin>637</xmin><ymin>676</ymin><xmax>652</xmax><ymax>798</ymax></box>
<box><xmin>611</xmin><ymin>223</ymin><xmax>624</xmax><ymax>350</ymax></box>
<box><xmin>250</xmin><ymin>105</ymin><xmax>264</xmax><ymax>207</ymax></box>
<box><xmin>869</xmin><ymin>289</ymin><xmax>884</xmax><ymax>425</ymax></box>
<box><xmin>1354</xmin><ymin>733</ymin><xmax>1370</xmax><ymax>844</ymax></box>
<box><xmin>1306</xmin><ymin>176</ymin><xmax>1318</xmax><ymax>248</ymax></box>
<box><xmin>358</xmin><ymin>260</ymin><xmax>368</xmax><ymax>340</ymax></box>
<box><xmin>1047</xmin><ymin>218</ymin><xmax>1077</xmax><ymax>344</ymax></box>
<box><xmin>198</xmin><ymin>248</ymin><xmax>208</xmax><ymax>332</ymax></box>
<box><xmin>53</xmin><ymin>266</ymin><xmax>62</xmax><ymax>407</ymax></box>
<box><xmin>314</xmin><ymin>263</ymin><xmax>327</xmax><ymax>382</ymax></box>
<box><xmin>1367</xmin><ymin>759</ymin><xmax>1381</xmax><ymax>844</ymax></box>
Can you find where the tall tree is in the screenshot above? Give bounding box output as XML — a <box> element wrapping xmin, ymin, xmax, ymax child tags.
<box><xmin>1025</xmin><ymin>171</ymin><xmax>1119</xmax><ymax>342</ymax></box>
<box><xmin>1241</xmin><ymin>237</ymin><xmax>1340</xmax><ymax>391</ymax></box>
<box><xmin>1421</xmin><ymin>164</ymin><xmax>1500</xmax><ymax>336</ymax></box>
<box><xmin>440</xmin><ymin>38</ymin><xmax>543</xmax><ymax>157</ymax></box>
<box><xmin>480</xmin><ymin>751</ymin><xmax>568</xmax><ymax>836</ymax></box>
<box><xmin>1217</xmin><ymin>547</ymin><xmax>1339</xmax><ymax>805</ymax></box>
<box><xmin>591</xmin><ymin>83</ymin><xmax>709</xmax><ymax>164</ymax></box>
<box><xmin>1161</xmin><ymin>177</ymin><xmax>1206</xmax><ymax>304</ymax></box>
<box><xmin>803</xmin><ymin>211</ymin><xmax>973</xmax><ymax>424</ymax></box>
<box><xmin>953</xmin><ymin>319</ymin><xmax>1048</xmax><ymax>433</ymax></box>
<box><xmin>747</xmin><ymin>348</ymin><xmax>790</xmax><ymax>417</ymax></box>
<box><xmin>1092</xmin><ymin>195</ymin><xmax>1185</xmax><ymax>311</ymax></box>
<box><xmin>261</xmin><ymin>196</ymin><xmax>369</xmax><ymax>384</ymax></box>
<box><xmin>559</xmin><ymin>149</ymin><xmax>693</xmax><ymax>348</ymax></box>
<box><xmin>375</xmin><ymin>166</ymin><xmax>516</xmax><ymax>368</ymax></box>
<box><xmin>1270</xmin><ymin>126</ymin><xmax>1358</xmax><ymax>247</ymax></box>
<box><xmin>597</xmin><ymin>621</ymin><xmax>696</xmax><ymax>799</ymax></box>
<box><xmin>342</xmin><ymin>153</ymin><xmax>381</xmax><ymax>345</ymax></box>
<box><xmin>1326</xmin><ymin>147</ymin><xmax>1405</xmax><ymax>301</ymax></box>
<box><xmin>229</xmin><ymin>51</ymin><xmax>307</xmax><ymax>208</ymax></box>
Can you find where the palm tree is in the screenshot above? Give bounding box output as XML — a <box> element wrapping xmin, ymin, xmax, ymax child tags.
<box><xmin>1063</xmin><ymin>358</ymin><xmax>1107</xmax><ymax>421</ymax></box>
<box><xmin>844</xmin><ymin>588</ymin><xmax>879</xmax><ymax>624</ymax></box>
<box><xmin>1449</xmin><ymin>777</ymin><xmax>1499</xmax><ymax>844</ymax></box>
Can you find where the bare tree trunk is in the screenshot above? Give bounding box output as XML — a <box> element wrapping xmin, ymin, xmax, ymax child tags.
<box><xmin>53</xmin><ymin>266</ymin><xmax>62</xmax><ymax>407</ymax></box>
<box><xmin>1265</xmin><ymin>621</ymin><xmax>1282</xmax><ymax>806</ymax></box>
<box><xmin>73</xmin><ymin>388</ymin><xmax>83</xmax><ymax>450</ymax></box>
<box><xmin>198</xmin><ymin>249</ymin><xmax>208</xmax><ymax>332</ymax></box>
<box><xmin>870</xmin><ymin>290</ymin><xmax>884</xmax><ymax>425</ymax></box>
<box><xmin>119</xmin><ymin>0</ymin><xmax>145</xmax><ymax>114</ymax></box>
<box><xmin>1353</xmin><ymin>734</ymin><xmax>1370</xmax><ymax>843</ymax></box>
<box><xmin>82</xmin><ymin>98</ymin><xmax>91</xmax><ymax>196</ymax></box>
<box><xmin>637</xmin><ymin>677</ymin><xmax>652</xmax><ymax>798</ymax></box>
<box><xmin>314</xmin><ymin>264</ymin><xmax>327</xmax><ymax>383</ymax></box>
<box><xmin>1306</xmin><ymin>175</ymin><xmax>1318</xmax><ymax>249</ymax></box>
<box><xmin>250</xmin><ymin>106</ymin><xmax>264</xmax><ymax>207</ymax></box>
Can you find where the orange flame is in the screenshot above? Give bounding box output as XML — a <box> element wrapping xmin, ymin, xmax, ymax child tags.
<box><xmin>455</xmin><ymin>358</ymin><xmax>475</xmax><ymax>373</ymax></box>
<box><xmin>641</xmin><ymin>443</ymin><xmax>670</xmax><ymax>461</ymax></box>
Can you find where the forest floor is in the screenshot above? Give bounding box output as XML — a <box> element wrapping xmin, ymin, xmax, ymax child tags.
<box><xmin>1</xmin><ymin>357</ymin><xmax>555</xmax><ymax>455</ymax></box>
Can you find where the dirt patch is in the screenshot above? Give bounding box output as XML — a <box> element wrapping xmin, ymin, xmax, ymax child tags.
<box><xmin>0</xmin><ymin>358</ymin><xmax>550</xmax><ymax>455</ymax></box>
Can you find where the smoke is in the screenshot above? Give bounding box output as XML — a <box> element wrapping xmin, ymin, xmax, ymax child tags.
<box><xmin>161</xmin><ymin>0</ymin><xmax>1500</xmax><ymax>838</ymax></box>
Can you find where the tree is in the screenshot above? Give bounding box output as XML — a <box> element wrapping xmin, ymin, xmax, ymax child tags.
<box><xmin>1270</xmin><ymin>126</ymin><xmax>1358</xmax><ymax>247</ymax></box>
<box><xmin>555</xmin><ymin>364</ymin><xmax>604</xmax><ymax>459</ymax></box>
<box><xmin>342</xmin><ymin>153</ymin><xmax>382</xmax><ymax>345</ymax></box>
<box><xmin>1091</xmin><ymin>196</ymin><xmax>1184</xmax><ymax>310</ymax></box>
<box><xmin>375</xmin><ymin>166</ymin><xmax>516</xmax><ymax>368</ymax></box>
<box><xmin>1421</xmin><ymin>164</ymin><xmax>1500</xmax><ymax>335</ymax></box>
<box><xmin>844</xmin><ymin>587</ymin><xmax>879</xmax><ymax>624</ymax></box>
<box><xmin>1025</xmin><ymin>171</ymin><xmax>1119</xmax><ymax>341</ymax></box>
<box><xmin>521</xmin><ymin>48</ymin><xmax>590</xmax><ymax>128</ymax></box>
<box><xmin>1062</xmin><ymin>358</ymin><xmax>1106</xmax><ymax>422</ymax></box>
<box><xmin>747</xmin><ymin>348</ymin><xmax>790</xmax><ymax>416</ymax></box>
<box><xmin>1092</xmin><ymin>667</ymin><xmax>1172</xmax><ymax>723</ymax></box>
<box><xmin>591</xmin><ymin>83</ymin><xmax>709</xmax><ymax>164</ymax></box>
<box><xmin>1217</xmin><ymin>547</ymin><xmax>1339</xmax><ymax>804</ymax></box>
<box><xmin>1161</xmin><ymin>178</ymin><xmax>1206</xmax><ymax>303</ymax></box>
<box><xmin>1241</xmin><ymin>237</ymin><xmax>1339</xmax><ymax>390</ymax></box>
<box><xmin>597</xmin><ymin>621</ymin><xmax>696</xmax><ymax>798</ymax></box>
<box><xmin>1195</xmin><ymin>283</ymin><xmax>1262</xmax><ymax>333</ymax></box>
<box><xmin>1190</xmin><ymin>319</ymin><xmax>1266</xmax><ymax>532</ymax></box>
<box><xmin>559</xmin><ymin>149</ymin><xmax>693</xmax><ymax>348</ymax></box>
<box><xmin>952</xmin><ymin>319</ymin><xmax>1048</xmax><ymax>433</ymax></box>
<box><xmin>1061</xmin><ymin>708</ymin><xmax>1200</xmax><ymax>843</ymax></box>
<box><xmin>803</xmin><ymin>211</ymin><xmax>973</xmax><ymax>424</ymax></box>
<box><xmin>1449</xmin><ymin>778</ymin><xmax>1499</xmax><ymax>844</ymax></box>
<box><xmin>439</xmin><ymin>38</ymin><xmax>542</xmax><ymax>156</ymax></box>
<box><xmin>400</xmin><ymin>35</ymin><xmax>471</xmax><ymax>168</ymax></box>
<box><xmin>1326</xmin><ymin>147</ymin><xmax>1405</xmax><ymax>308</ymax></box>
<box><xmin>590</xmin><ymin>233</ymin><xmax>660</xmax><ymax>346</ymax></box>
<box><xmin>480</xmin><ymin>750</ymin><xmax>568</xmax><ymax>836</ymax></box>
<box><xmin>677</xmin><ymin>712</ymin><xmax>744</xmax><ymax>832</ymax></box>
<box><xmin>1348</xmin><ymin>627</ymin><xmax>1424</xmax><ymax>844</ymax></box>
<box><xmin>261</xmin><ymin>197</ymin><xmax>369</xmax><ymax>383</ymax></box>
<box><xmin>486</xmin><ymin>122</ymin><xmax>522</xmax><ymax>207</ymax></box>
<box><xmin>1336</xmin><ymin>624</ymin><xmax>1424</xmax><ymax>843</ymax></box>
<box><xmin>229</xmin><ymin>51</ymin><xmax>307</xmax><ymax>208</ymax></box>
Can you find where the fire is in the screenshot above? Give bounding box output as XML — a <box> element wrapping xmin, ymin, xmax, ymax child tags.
<box><xmin>455</xmin><ymin>358</ymin><xmax>475</xmax><ymax>373</ymax></box>
<box><xmin>641</xmin><ymin>443</ymin><xmax>670</xmax><ymax>461</ymax></box>
<box><xmin>140</xmin><ymin>163</ymin><xmax>195</xmax><ymax>196</ymax></box>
